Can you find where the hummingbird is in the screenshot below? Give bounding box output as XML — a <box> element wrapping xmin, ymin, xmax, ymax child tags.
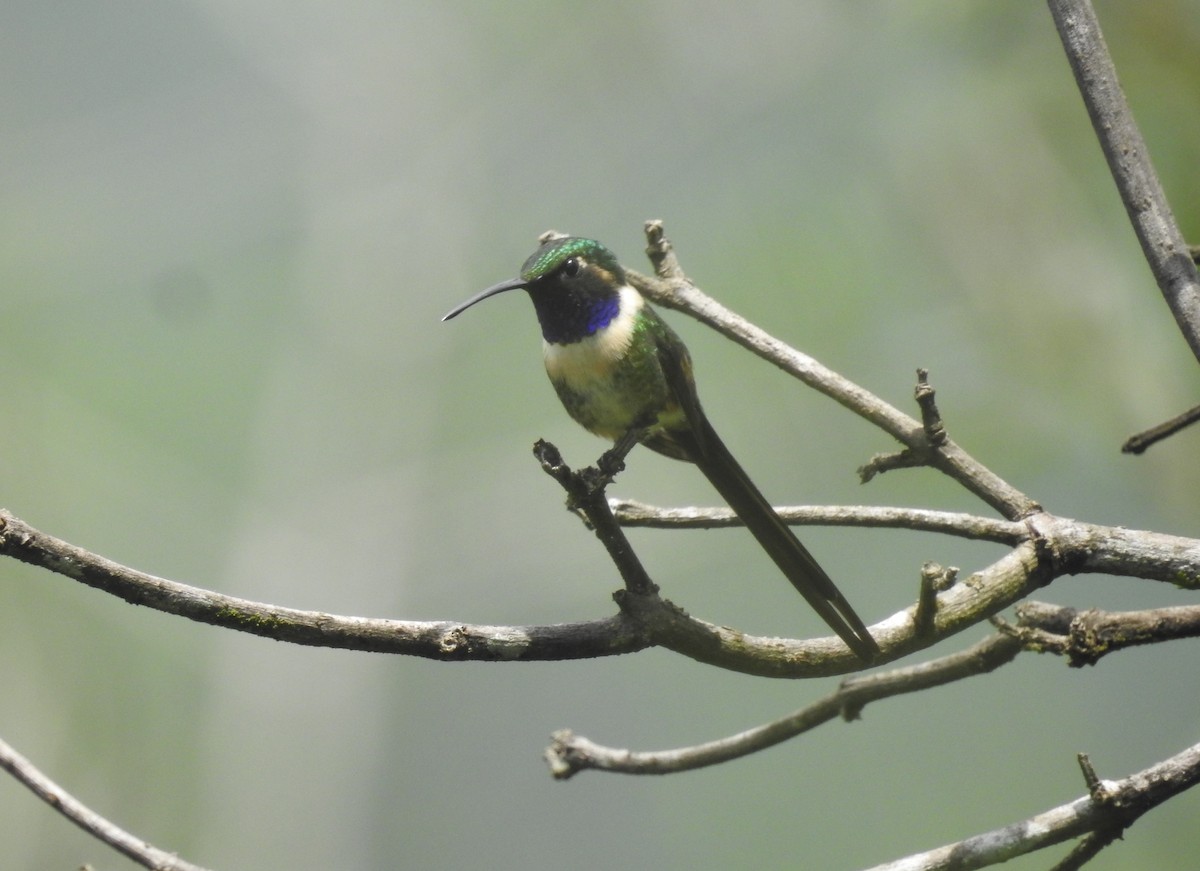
<box><xmin>443</xmin><ymin>236</ymin><xmax>878</xmax><ymax>663</ymax></box>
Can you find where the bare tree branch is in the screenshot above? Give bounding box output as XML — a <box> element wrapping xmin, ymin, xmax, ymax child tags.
<box><xmin>1006</xmin><ymin>600</ymin><xmax>1200</xmax><ymax>666</ymax></box>
<box><xmin>1036</xmin><ymin>513</ymin><xmax>1200</xmax><ymax>583</ymax></box>
<box><xmin>1051</xmin><ymin>0</ymin><xmax>1200</xmax><ymax>458</ymax></box>
<box><xmin>863</xmin><ymin>739</ymin><xmax>1200</xmax><ymax>871</ymax></box>
<box><xmin>1048</xmin><ymin>0</ymin><xmax>1200</xmax><ymax>365</ymax></box>
<box><xmin>545</xmin><ymin>633</ymin><xmax>1022</xmax><ymax>778</ymax></box>
<box><xmin>609</xmin><ymin>500</ymin><xmax>1026</xmax><ymax>544</ymax></box>
<box><xmin>628</xmin><ymin>222</ymin><xmax>1041</xmax><ymax>520</ymax></box>
<box><xmin>533</xmin><ymin>438</ymin><xmax>657</xmax><ymax>597</ymax></box>
<box><xmin>2</xmin><ymin>500</ymin><xmax>1196</xmax><ymax>678</ymax></box>
<box><xmin>0</xmin><ymin>508</ymin><xmax>648</xmax><ymax>663</ymax></box>
<box><xmin>0</xmin><ymin>733</ymin><xmax>212</xmax><ymax>871</ymax></box>
<box><xmin>2</xmin><ymin>2</ymin><xmax>1196</xmax><ymax>869</ymax></box>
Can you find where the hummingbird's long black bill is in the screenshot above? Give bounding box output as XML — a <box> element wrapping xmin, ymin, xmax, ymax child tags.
<box><xmin>442</xmin><ymin>277</ymin><xmax>529</xmax><ymax>321</ymax></box>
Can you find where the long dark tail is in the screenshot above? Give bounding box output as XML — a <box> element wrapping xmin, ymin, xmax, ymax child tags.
<box><xmin>689</xmin><ymin>417</ymin><xmax>879</xmax><ymax>663</ymax></box>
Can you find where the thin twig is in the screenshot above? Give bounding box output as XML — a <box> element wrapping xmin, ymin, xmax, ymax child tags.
<box><xmin>1053</xmin><ymin>0</ymin><xmax>1200</xmax><ymax>456</ymax></box>
<box><xmin>1048</xmin><ymin>0</ymin><xmax>1200</xmax><ymax>364</ymax></box>
<box><xmin>545</xmin><ymin>633</ymin><xmax>1022</xmax><ymax>778</ymax></box>
<box><xmin>0</xmin><ymin>733</ymin><xmax>212</xmax><ymax>871</ymax></box>
<box><xmin>1048</xmin><ymin>829</ymin><xmax>1125</xmax><ymax>871</ymax></box>
<box><xmin>1122</xmin><ymin>403</ymin><xmax>1200</xmax><ymax>454</ymax></box>
<box><xmin>609</xmin><ymin>500</ymin><xmax>1026</xmax><ymax>544</ymax></box>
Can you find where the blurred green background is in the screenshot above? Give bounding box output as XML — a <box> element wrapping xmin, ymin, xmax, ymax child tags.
<box><xmin>3</xmin><ymin>2</ymin><xmax>1200</xmax><ymax>869</ymax></box>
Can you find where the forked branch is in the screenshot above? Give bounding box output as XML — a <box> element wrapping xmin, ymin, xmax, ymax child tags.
<box><xmin>864</xmin><ymin>740</ymin><xmax>1200</xmax><ymax>871</ymax></box>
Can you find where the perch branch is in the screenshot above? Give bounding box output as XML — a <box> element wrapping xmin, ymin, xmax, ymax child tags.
<box><xmin>533</xmin><ymin>438</ymin><xmax>657</xmax><ymax>597</ymax></box>
<box><xmin>3</xmin><ymin>504</ymin><xmax>1197</xmax><ymax>678</ymax></box>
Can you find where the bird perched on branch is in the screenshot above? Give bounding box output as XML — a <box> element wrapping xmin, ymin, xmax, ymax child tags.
<box><xmin>444</xmin><ymin>236</ymin><xmax>878</xmax><ymax>663</ymax></box>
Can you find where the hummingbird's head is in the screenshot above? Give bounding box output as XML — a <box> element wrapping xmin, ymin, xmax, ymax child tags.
<box><xmin>516</xmin><ymin>236</ymin><xmax>625</xmax><ymax>288</ymax></box>
<box><xmin>443</xmin><ymin>236</ymin><xmax>631</xmax><ymax>345</ymax></box>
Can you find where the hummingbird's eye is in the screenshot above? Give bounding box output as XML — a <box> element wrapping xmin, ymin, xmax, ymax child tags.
<box><xmin>560</xmin><ymin>257</ymin><xmax>582</xmax><ymax>279</ymax></box>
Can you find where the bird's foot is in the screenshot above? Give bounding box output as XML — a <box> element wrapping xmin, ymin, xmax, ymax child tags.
<box><xmin>594</xmin><ymin>447</ymin><xmax>628</xmax><ymax>483</ymax></box>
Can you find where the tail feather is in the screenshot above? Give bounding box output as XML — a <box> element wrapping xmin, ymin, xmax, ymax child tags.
<box><xmin>688</xmin><ymin>418</ymin><xmax>879</xmax><ymax>663</ymax></box>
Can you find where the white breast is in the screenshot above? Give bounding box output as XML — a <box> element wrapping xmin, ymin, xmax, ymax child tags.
<box><xmin>542</xmin><ymin>285</ymin><xmax>643</xmax><ymax>385</ymax></box>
